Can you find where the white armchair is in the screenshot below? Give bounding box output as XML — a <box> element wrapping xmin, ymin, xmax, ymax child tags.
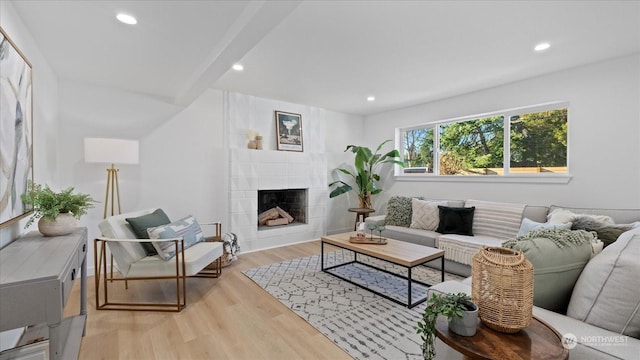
<box><xmin>94</xmin><ymin>208</ymin><xmax>223</xmax><ymax>312</ymax></box>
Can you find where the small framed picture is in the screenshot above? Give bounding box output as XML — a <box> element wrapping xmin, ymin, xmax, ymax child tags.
<box><xmin>275</xmin><ymin>111</ymin><xmax>303</xmax><ymax>152</ymax></box>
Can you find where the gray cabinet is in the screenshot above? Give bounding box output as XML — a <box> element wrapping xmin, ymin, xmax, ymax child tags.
<box><xmin>0</xmin><ymin>228</ymin><xmax>87</xmax><ymax>360</ymax></box>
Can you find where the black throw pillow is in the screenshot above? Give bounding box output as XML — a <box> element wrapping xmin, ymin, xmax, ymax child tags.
<box><xmin>125</xmin><ymin>208</ymin><xmax>171</xmax><ymax>255</ymax></box>
<box><xmin>436</xmin><ymin>206</ymin><xmax>475</xmax><ymax>236</ymax></box>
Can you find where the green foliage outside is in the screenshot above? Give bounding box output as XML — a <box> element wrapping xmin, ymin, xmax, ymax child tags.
<box><xmin>440</xmin><ymin>116</ymin><xmax>504</xmax><ymax>173</ymax></box>
<box><xmin>403</xmin><ymin>128</ymin><xmax>434</xmax><ymax>169</ymax></box>
<box><xmin>20</xmin><ymin>180</ymin><xmax>98</xmax><ymax>228</ymax></box>
<box><xmin>510</xmin><ymin>109</ymin><xmax>567</xmax><ymax>168</ymax></box>
<box><xmin>402</xmin><ymin>108</ymin><xmax>568</xmax><ymax>175</ymax></box>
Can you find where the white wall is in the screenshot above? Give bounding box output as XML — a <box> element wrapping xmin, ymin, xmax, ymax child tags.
<box><xmin>0</xmin><ymin>1</ymin><xmax>60</xmax><ymax>349</ymax></box>
<box><xmin>139</xmin><ymin>88</ymin><xmax>226</xmax><ymax>227</ymax></box>
<box><xmin>0</xmin><ymin>2</ymin><xmax>59</xmax><ymax>248</ymax></box>
<box><xmin>364</xmin><ymin>54</ymin><xmax>640</xmax><ymax>211</ymax></box>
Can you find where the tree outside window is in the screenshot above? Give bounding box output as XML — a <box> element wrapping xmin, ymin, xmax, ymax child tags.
<box><xmin>398</xmin><ymin>104</ymin><xmax>568</xmax><ymax>177</ymax></box>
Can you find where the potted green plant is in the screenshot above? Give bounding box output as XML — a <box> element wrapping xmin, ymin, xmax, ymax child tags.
<box><xmin>328</xmin><ymin>140</ymin><xmax>404</xmax><ymax>209</ymax></box>
<box><xmin>21</xmin><ymin>180</ymin><xmax>98</xmax><ymax>236</ymax></box>
<box><xmin>417</xmin><ymin>292</ymin><xmax>478</xmax><ymax>360</ymax></box>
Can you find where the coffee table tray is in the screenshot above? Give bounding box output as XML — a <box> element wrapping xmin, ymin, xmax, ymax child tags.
<box><xmin>349</xmin><ymin>236</ymin><xmax>387</xmax><ymax>244</ymax></box>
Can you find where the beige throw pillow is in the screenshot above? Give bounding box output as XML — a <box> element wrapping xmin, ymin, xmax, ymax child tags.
<box><xmin>410</xmin><ymin>199</ymin><xmax>448</xmax><ymax>231</ymax></box>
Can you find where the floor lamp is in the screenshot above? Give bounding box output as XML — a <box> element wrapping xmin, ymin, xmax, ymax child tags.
<box><xmin>84</xmin><ymin>138</ymin><xmax>139</xmax><ymax>288</ymax></box>
<box><xmin>84</xmin><ymin>138</ymin><xmax>139</xmax><ymax>218</ymax></box>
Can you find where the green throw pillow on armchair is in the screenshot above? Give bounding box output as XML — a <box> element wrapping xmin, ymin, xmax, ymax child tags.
<box><xmin>502</xmin><ymin>228</ymin><xmax>596</xmax><ymax>313</ymax></box>
<box><xmin>126</xmin><ymin>208</ymin><xmax>171</xmax><ymax>256</ymax></box>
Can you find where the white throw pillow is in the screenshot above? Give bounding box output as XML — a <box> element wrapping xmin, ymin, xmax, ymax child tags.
<box><xmin>410</xmin><ymin>199</ymin><xmax>448</xmax><ymax>231</ymax></box>
<box><xmin>547</xmin><ymin>208</ymin><xmax>614</xmax><ymax>225</ymax></box>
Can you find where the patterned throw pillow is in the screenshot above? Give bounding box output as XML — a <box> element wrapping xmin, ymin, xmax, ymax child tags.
<box><xmin>385</xmin><ymin>196</ymin><xmax>414</xmax><ymax>227</ymax></box>
<box><xmin>147</xmin><ymin>215</ymin><xmax>205</xmax><ymax>260</ymax></box>
<box><xmin>410</xmin><ymin>199</ymin><xmax>448</xmax><ymax>231</ymax></box>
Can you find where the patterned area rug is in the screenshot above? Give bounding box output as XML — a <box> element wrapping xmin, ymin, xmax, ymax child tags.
<box><xmin>243</xmin><ymin>251</ymin><xmax>465</xmax><ymax>360</ymax></box>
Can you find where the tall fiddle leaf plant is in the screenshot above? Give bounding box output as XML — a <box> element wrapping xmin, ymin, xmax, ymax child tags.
<box><xmin>328</xmin><ymin>140</ymin><xmax>404</xmax><ymax>208</ymax></box>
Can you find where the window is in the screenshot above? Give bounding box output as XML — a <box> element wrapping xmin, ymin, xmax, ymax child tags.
<box><xmin>398</xmin><ymin>103</ymin><xmax>568</xmax><ymax>178</ymax></box>
<box><xmin>402</xmin><ymin>127</ymin><xmax>434</xmax><ymax>173</ymax></box>
<box><xmin>439</xmin><ymin>115</ymin><xmax>504</xmax><ymax>175</ymax></box>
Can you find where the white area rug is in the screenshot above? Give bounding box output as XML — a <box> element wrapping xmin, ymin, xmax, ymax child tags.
<box><xmin>243</xmin><ymin>251</ymin><xmax>465</xmax><ymax>360</ymax></box>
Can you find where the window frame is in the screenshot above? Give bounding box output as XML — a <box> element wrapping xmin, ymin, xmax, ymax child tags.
<box><xmin>395</xmin><ymin>101</ymin><xmax>571</xmax><ymax>184</ymax></box>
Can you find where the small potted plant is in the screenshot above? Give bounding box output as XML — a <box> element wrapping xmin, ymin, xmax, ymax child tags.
<box><xmin>417</xmin><ymin>292</ymin><xmax>478</xmax><ymax>360</ymax></box>
<box><xmin>21</xmin><ymin>180</ymin><xmax>97</xmax><ymax>236</ymax></box>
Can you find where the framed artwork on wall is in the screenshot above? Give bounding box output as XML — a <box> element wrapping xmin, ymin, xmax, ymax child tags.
<box><xmin>275</xmin><ymin>111</ymin><xmax>303</xmax><ymax>152</ymax></box>
<box><xmin>0</xmin><ymin>26</ymin><xmax>34</xmax><ymax>228</ymax></box>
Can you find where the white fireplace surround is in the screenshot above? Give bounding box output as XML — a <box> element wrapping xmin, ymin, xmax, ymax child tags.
<box><xmin>229</xmin><ymin>148</ymin><xmax>327</xmax><ymax>252</ymax></box>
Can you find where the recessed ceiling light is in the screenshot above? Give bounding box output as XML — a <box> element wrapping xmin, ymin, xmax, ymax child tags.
<box><xmin>534</xmin><ymin>42</ymin><xmax>550</xmax><ymax>52</ymax></box>
<box><xmin>116</xmin><ymin>13</ymin><xmax>137</xmax><ymax>25</ymax></box>
<box><xmin>367</xmin><ymin>96</ymin><xmax>375</xmax><ymax>102</ymax></box>
<box><xmin>232</xmin><ymin>64</ymin><xmax>244</xmax><ymax>71</ymax></box>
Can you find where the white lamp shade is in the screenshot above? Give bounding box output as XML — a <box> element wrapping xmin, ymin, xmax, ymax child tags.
<box><xmin>84</xmin><ymin>138</ymin><xmax>139</xmax><ymax>164</ymax></box>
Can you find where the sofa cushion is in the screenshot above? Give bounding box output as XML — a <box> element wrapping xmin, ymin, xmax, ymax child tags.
<box><xmin>127</xmin><ymin>242</ymin><xmax>223</xmax><ymax>278</ymax></box>
<box><xmin>465</xmin><ymin>199</ymin><xmax>525</xmax><ymax>239</ymax></box>
<box><xmin>410</xmin><ymin>199</ymin><xmax>448</xmax><ymax>231</ymax></box>
<box><xmin>148</xmin><ymin>215</ymin><xmax>205</xmax><ymax>260</ymax></box>
<box><xmin>437</xmin><ymin>206</ymin><xmax>475</xmax><ymax>235</ymax></box>
<box><xmin>126</xmin><ymin>208</ymin><xmax>171</xmax><ymax>255</ymax></box>
<box><xmin>567</xmin><ymin>227</ymin><xmax>640</xmax><ymax>338</ymax></box>
<box><xmin>99</xmin><ymin>208</ymin><xmax>160</xmax><ymax>276</ymax></box>
<box><xmin>436</xmin><ymin>233</ymin><xmax>503</xmax><ymax>266</ymax></box>
<box><xmin>379</xmin><ymin>225</ymin><xmax>440</xmax><ymax>248</ymax></box>
<box><xmin>502</xmin><ymin>229</ymin><xmax>596</xmax><ymax>313</ymax></box>
<box><xmin>385</xmin><ymin>196</ymin><xmax>415</xmax><ymax>227</ymax></box>
<box><xmin>533</xmin><ymin>307</ymin><xmax>640</xmax><ymax>359</ymax></box>
<box><xmin>517</xmin><ymin>218</ymin><xmax>572</xmax><ymax>236</ymax></box>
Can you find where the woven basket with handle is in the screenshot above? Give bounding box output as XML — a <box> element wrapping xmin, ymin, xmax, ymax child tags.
<box><xmin>472</xmin><ymin>246</ymin><xmax>534</xmax><ymax>333</ymax></box>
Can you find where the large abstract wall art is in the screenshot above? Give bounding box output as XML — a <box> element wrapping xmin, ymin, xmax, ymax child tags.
<box><xmin>0</xmin><ymin>27</ymin><xmax>33</xmax><ymax>227</ymax></box>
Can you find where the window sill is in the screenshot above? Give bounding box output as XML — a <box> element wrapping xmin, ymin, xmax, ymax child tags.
<box><xmin>394</xmin><ymin>174</ymin><xmax>572</xmax><ymax>184</ymax></box>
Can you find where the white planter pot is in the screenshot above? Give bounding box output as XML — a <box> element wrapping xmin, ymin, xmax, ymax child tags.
<box><xmin>38</xmin><ymin>213</ymin><xmax>77</xmax><ymax>237</ymax></box>
<box><xmin>449</xmin><ymin>301</ymin><xmax>479</xmax><ymax>337</ymax></box>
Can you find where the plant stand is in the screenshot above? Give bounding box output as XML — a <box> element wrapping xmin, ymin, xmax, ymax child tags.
<box><xmin>348</xmin><ymin>207</ymin><xmax>375</xmax><ymax>230</ymax></box>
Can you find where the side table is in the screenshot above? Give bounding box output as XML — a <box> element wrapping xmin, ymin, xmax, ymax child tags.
<box><xmin>348</xmin><ymin>207</ymin><xmax>375</xmax><ymax>230</ymax></box>
<box><xmin>435</xmin><ymin>316</ymin><xmax>569</xmax><ymax>360</ymax></box>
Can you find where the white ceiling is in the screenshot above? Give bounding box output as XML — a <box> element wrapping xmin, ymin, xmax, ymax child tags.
<box><xmin>10</xmin><ymin>0</ymin><xmax>640</xmax><ymax>116</ymax></box>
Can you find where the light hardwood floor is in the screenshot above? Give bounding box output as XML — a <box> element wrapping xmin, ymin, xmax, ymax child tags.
<box><xmin>65</xmin><ymin>240</ymin><xmax>352</xmax><ymax>360</ymax></box>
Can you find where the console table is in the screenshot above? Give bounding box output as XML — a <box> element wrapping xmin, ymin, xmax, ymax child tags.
<box><xmin>0</xmin><ymin>228</ymin><xmax>88</xmax><ymax>360</ymax></box>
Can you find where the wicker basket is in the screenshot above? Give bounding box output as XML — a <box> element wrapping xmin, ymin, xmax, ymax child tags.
<box><xmin>472</xmin><ymin>246</ymin><xmax>534</xmax><ymax>333</ymax></box>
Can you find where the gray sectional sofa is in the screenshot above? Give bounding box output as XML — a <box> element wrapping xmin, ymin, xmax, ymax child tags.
<box><xmin>365</xmin><ymin>197</ymin><xmax>640</xmax><ymax>359</ymax></box>
<box><xmin>365</xmin><ymin>200</ymin><xmax>638</xmax><ymax>276</ymax></box>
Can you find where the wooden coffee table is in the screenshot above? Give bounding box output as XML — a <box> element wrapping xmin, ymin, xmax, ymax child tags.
<box><xmin>320</xmin><ymin>232</ymin><xmax>445</xmax><ymax>308</ymax></box>
<box><xmin>435</xmin><ymin>315</ymin><xmax>569</xmax><ymax>360</ymax></box>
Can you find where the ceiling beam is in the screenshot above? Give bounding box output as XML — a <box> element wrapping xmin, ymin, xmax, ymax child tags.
<box><xmin>174</xmin><ymin>0</ymin><xmax>300</xmax><ymax>106</ymax></box>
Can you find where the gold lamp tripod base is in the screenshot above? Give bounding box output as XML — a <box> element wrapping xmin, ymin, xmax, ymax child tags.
<box><xmin>103</xmin><ymin>164</ymin><xmax>126</xmax><ymax>288</ymax></box>
<box><xmin>104</xmin><ymin>164</ymin><xmax>122</xmax><ymax>218</ymax></box>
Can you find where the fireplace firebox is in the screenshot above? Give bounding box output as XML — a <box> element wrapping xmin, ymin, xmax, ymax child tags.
<box><xmin>257</xmin><ymin>188</ymin><xmax>307</xmax><ymax>229</ymax></box>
